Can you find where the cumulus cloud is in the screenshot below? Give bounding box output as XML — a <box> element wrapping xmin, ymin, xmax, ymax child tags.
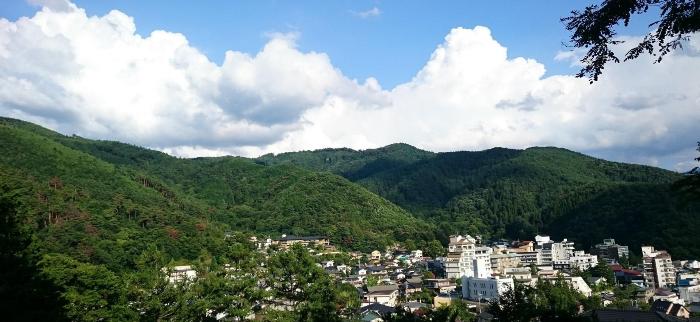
<box><xmin>26</xmin><ymin>0</ymin><xmax>74</xmax><ymax>12</ymax></box>
<box><xmin>1</xmin><ymin>2</ymin><xmax>699</xmax><ymax>170</ymax></box>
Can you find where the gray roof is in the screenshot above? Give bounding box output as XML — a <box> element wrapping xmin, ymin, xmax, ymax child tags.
<box><xmin>368</xmin><ymin>284</ymin><xmax>399</xmax><ymax>293</ymax></box>
<box><xmin>360</xmin><ymin>303</ymin><xmax>396</xmax><ymax>315</ymax></box>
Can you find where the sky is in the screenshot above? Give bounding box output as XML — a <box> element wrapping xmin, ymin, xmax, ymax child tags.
<box><xmin>0</xmin><ymin>0</ymin><xmax>698</xmax><ymax>171</ymax></box>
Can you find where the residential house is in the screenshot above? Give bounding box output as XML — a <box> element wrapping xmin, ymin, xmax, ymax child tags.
<box><xmin>403</xmin><ymin>301</ymin><xmax>428</xmax><ymax>313</ymax></box>
<box><xmin>652</xmin><ymin>289</ymin><xmax>684</xmax><ymax>305</ymax></box>
<box><xmin>359</xmin><ymin>303</ymin><xmax>395</xmax><ymax>322</ymax></box>
<box><xmin>367</xmin><ymin>265</ymin><xmax>388</xmax><ymax>276</ymax></box>
<box><xmin>404</xmin><ymin>276</ymin><xmax>423</xmax><ymax>296</ymax></box>
<box><xmin>364</xmin><ymin>285</ymin><xmax>399</xmax><ymax>307</ymax></box>
<box><xmin>651</xmin><ymin>300</ymin><xmax>690</xmax><ymax>319</ymax></box>
<box><xmin>424</xmin><ymin>278</ymin><xmax>457</xmax><ymax>294</ymax></box>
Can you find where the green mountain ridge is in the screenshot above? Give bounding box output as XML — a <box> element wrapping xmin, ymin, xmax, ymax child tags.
<box><xmin>1</xmin><ymin>116</ymin><xmax>698</xmax><ymax>260</ymax></box>
<box><xmin>258</xmin><ymin>141</ymin><xmax>699</xmax><ymax>258</ymax></box>
<box><xmin>0</xmin><ymin>116</ymin><xmax>432</xmax><ymax>272</ymax></box>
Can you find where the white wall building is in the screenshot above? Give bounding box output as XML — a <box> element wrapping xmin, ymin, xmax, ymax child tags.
<box><xmin>504</xmin><ymin>267</ymin><xmax>532</xmax><ymax>281</ymax></box>
<box><xmin>642</xmin><ymin>246</ymin><xmax>675</xmax><ymax>289</ymax></box>
<box><xmin>166</xmin><ymin>265</ymin><xmax>197</xmax><ymax>284</ymax></box>
<box><xmin>680</xmin><ymin>284</ymin><xmax>700</xmax><ymax>304</ymax></box>
<box><xmin>462</xmin><ymin>277</ymin><xmax>514</xmax><ymax>301</ymax></box>
<box><xmin>552</xmin><ymin>239</ymin><xmax>575</xmax><ymax>261</ymax></box>
<box><xmin>569</xmin><ymin>251</ymin><xmax>598</xmax><ymax>271</ymax></box>
<box><xmin>473</xmin><ymin>255</ymin><xmax>493</xmax><ymax>279</ymax></box>
<box><xmin>445</xmin><ymin>235</ymin><xmax>477</xmax><ymax>279</ymax></box>
<box><xmin>364</xmin><ymin>285</ymin><xmax>399</xmax><ymax>307</ymax></box>
<box><xmin>535</xmin><ymin>235</ymin><xmax>551</xmax><ymax>245</ymax></box>
<box><xmin>516</xmin><ymin>251</ymin><xmax>541</xmax><ymax>266</ymax></box>
<box><xmin>490</xmin><ymin>253</ymin><xmax>521</xmax><ymax>275</ymax></box>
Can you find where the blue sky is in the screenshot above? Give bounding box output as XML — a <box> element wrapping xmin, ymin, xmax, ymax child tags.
<box><xmin>0</xmin><ymin>1</ymin><xmax>656</xmax><ymax>87</ymax></box>
<box><xmin>0</xmin><ymin>0</ymin><xmax>697</xmax><ymax>171</ymax></box>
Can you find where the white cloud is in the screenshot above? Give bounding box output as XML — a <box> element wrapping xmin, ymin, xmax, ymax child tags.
<box><xmin>1</xmin><ymin>2</ymin><xmax>699</xmax><ymax>170</ymax></box>
<box><xmin>353</xmin><ymin>7</ymin><xmax>382</xmax><ymax>19</ymax></box>
<box><xmin>26</xmin><ymin>0</ymin><xmax>74</xmax><ymax>12</ymax></box>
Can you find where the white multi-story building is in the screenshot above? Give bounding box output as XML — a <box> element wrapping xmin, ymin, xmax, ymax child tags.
<box><xmin>539</xmin><ymin>243</ymin><xmax>554</xmax><ymax>265</ymax></box>
<box><xmin>504</xmin><ymin>267</ymin><xmax>532</xmax><ymax>281</ymax></box>
<box><xmin>569</xmin><ymin>251</ymin><xmax>598</xmax><ymax>271</ymax></box>
<box><xmin>552</xmin><ymin>239</ymin><xmax>575</xmax><ymax>261</ymax></box>
<box><xmin>535</xmin><ymin>235</ymin><xmax>551</xmax><ymax>245</ymax></box>
<box><xmin>490</xmin><ymin>253</ymin><xmax>521</xmax><ymax>275</ymax></box>
<box><xmin>536</xmin><ymin>237</ymin><xmax>575</xmax><ymax>266</ymax></box>
<box><xmin>473</xmin><ymin>254</ymin><xmax>493</xmax><ymax>279</ymax></box>
<box><xmin>642</xmin><ymin>246</ymin><xmax>676</xmax><ymax>289</ymax></box>
<box><xmin>445</xmin><ymin>235</ymin><xmax>477</xmax><ymax>279</ymax></box>
<box><xmin>462</xmin><ymin>277</ymin><xmax>514</xmax><ymax>301</ymax></box>
<box><xmin>516</xmin><ymin>251</ymin><xmax>541</xmax><ymax>266</ymax></box>
<box><xmin>444</xmin><ymin>252</ymin><xmax>462</xmax><ymax>279</ymax></box>
<box><xmin>449</xmin><ymin>235</ymin><xmax>477</xmax><ymax>253</ymax></box>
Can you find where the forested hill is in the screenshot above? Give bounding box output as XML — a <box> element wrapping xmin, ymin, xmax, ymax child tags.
<box><xmin>257</xmin><ymin>143</ymin><xmax>435</xmax><ymax>181</ymax></box>
<box><xmin>1</xmin><ymin>116</ymin><xmax>698</xmax><ymax>259</ymax></box>
<box><xmin>0</xmin><ymin>116</ymin><xmax>434</xmax><ymax>269</ymax></box>
<box><xmin>258</xmin><ymin>144</ymin><xmax>700</xmax><ymax>259</ymax></box>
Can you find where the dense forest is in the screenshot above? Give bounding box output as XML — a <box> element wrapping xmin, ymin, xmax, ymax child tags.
<box><xmin>259</xmin><ymin>142</ymin><xmax>699</xmax><ymax>258</ymax></box>
<box><xmin>2</xmin><ymin>116</ymin><xmax>698</xmax><ymax>261</ymax></box>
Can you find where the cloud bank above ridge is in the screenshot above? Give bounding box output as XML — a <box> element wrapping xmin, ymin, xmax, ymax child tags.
<box><xmin>1</xmin><ymin>2</ymin><xmax>699</xmax><ymax>170</ymax></box>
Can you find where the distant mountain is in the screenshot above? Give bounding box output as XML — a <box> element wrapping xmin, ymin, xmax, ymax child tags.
<box><xmin>258</xmin><ymin>143</ymin><xmax>699</xmax><ymax>258</ymax></box>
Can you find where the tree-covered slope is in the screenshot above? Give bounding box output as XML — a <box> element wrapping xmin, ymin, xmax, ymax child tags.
<box><xmin>0</xmin><ymin>117</ymin><xmax>433</xmax><ymax>255</ymax></box>
<box><xmin>0</xmin><ymin>118</ymin><xmax>228</xmax><ymax>272</ymax></box>
<box><xmin>256</xmin><ymin>143</ymin><xmax>435</xmax><ymax>181</ymax></box>
<box><xmin>259</xmin><ymin>144</ymin><xmax>698</xmax><ymax>257</ymax></box>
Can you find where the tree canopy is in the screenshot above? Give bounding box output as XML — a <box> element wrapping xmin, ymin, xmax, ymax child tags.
<box><xmin>563</xmin><ymin>0</ymin><xmax>700</xmax><ymax>82</ymax></box>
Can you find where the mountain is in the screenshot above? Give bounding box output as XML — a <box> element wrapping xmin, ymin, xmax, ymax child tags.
<box><xmin>258</xmin><ymin>144</ymin><xmax>699</xmax><ymax>258</ymax></box>
<box><xmin>256</xmin><ymin>143</ymin><xmax>435</xmax><ymax>181</ymax></box>
<box><xmin>0</xmin><ymin>117</ymin><xmax>434</xmax><ymax>276</ymax></box>
<box><xmin>2</xmin><ymin>116</ymin><xmax>698</xmax><ymax>259</ymax></box>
